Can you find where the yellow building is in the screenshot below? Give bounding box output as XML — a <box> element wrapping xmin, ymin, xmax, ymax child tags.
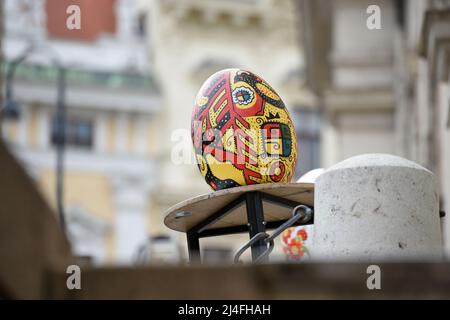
<box><xmin>2</xmin><ymin>0</ymin><xmax>166</xmax><ymax>264</ymax></box>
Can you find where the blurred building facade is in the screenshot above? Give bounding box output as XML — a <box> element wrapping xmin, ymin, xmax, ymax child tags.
<box><xmin>3</xmin><ymin>0</ymin><xmax>448</xmax><ymax>264</ymax></box>
<box><xmin>1</xmin><ymin>0</ymin><xmax>165</xmax><ymax>264</ymax></box>
<box><xmin>399</xmin><ymin>0</ymin><xmax>450</xmax><ymax>256</ymax></box>
<box><xmin>299</xmin><ymin>0</ymin><xmax>450</xmax><ymax>256</ymax></box>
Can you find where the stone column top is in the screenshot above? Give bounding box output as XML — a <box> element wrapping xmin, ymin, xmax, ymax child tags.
<box><xmin>322</xmin><ymin>153</ymin><xmax>433</xmax><ymax>174</ymax></box>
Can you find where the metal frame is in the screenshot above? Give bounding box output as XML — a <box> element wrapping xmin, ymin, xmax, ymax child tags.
<box><xmin>186</xmin><ymin>190</ymin><xmax>314</xmax><ymax>263</ymax></box>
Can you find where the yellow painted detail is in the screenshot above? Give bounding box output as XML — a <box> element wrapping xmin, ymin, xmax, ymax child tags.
<box><xmin>205</xmin><ymin>154</ymin><xmax>246</xmax><ymax>185</ymax></box>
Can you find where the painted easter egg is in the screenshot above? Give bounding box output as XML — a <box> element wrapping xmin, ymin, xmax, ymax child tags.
<box><xmin>191</xmin><ymin>68</ymin><xmax>298</xmax><ymax>191</ymax></box>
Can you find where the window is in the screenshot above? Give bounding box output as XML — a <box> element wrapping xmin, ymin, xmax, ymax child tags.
<box><xmin>136</xmin><ymin>13</ymin><xmax>147</xmax><ymax>38</ymax></box>
<box><xmin>51</xmin><ymin>116</ymin><xmax>93</xmax><ymax>149</ymax></box>
<box><xmin>291</xmin><ymin>108</ymin><xmax>321</xmax><ymax>178</ymax></box>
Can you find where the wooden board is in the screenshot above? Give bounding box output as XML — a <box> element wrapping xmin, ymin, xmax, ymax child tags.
<box><xmin>164</xmin><ymin>182</ymin><xmax>314</xmax><ymax>233</ymax></box>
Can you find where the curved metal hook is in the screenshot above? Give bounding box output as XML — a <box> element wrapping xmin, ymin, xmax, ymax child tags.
<box><xmin>253</xmin><ymin>238</ymin><xmax>274</xmax><ymax>264</ymax></box>
<box><xmin>233</xmin><ymin>232</ymin><xmax>268</xmax><ymax>264</ymax></box>
<box><xmin>233</xmin><ymin>205</ymin><xmax>314</xmax><ymax>264</ymax></box>
<box><xmin>265</xmin><ymin>205</ymin><xmax>312</xmax><ymax>244</ymax></box>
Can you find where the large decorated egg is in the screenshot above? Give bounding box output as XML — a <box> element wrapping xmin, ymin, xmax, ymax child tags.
<box><xmin>191</xmin><ymin>68</ymin><xmax>298</xmax><ymax>190</ymax></box>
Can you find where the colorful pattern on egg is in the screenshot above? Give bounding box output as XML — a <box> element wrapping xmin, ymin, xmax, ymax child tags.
<box><xmin>191</xmin><ymin>69</ymin><xmax>298</xmax><ymax>190</ymax></box>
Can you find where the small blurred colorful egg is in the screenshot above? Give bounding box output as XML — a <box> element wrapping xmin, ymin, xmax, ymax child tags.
<box><xmin>191</xmin><ymin>68</ymin><xmax>298</xmax><ymax>190</ymax></box>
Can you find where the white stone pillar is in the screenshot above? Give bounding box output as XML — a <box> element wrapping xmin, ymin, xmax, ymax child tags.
<box><xmin>116</xmin><ymin>0</ymin><xmax>136</xmax><ymax>42</ymax></box>
<box><xmin>17</xmin><ymin>105</ymin><xmax>29</xmax><ymax>147</ymax></box>
<box><xmin>115</xmin><ymin>113</ymin><xmax>128</xmax><ymax>154</ymax></box>
<box><xmin>313</xmin><ymin>153</ymin><xmax>443</xmax><ymax>261</ymax></box>
<box><xmin>133</xmin><ymin>114</ymin><xmax>148</xmax><ymax>156</ymax></box>
<box><xmin>112</xmin><ymin>176</ymin><xmax>150</xmax><ymax>264</ymax></box>
<box><xmin>95</xmin><ymin>112</ymin><xmax>107</xmax><ymax>153</ymax></box>
<box><xmin>37</xmin><ymin>107</ymin><xmax>49</xmax><ymax>149</ymax></box>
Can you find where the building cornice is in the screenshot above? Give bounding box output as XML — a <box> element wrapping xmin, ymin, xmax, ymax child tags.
<box><xmin>14</xmin><ymin>81</ymin><xmax>161</xmax><ymax>114</ymax></box>
<box><xmin>12</xmin><ymin>146</ymin><xmax>157</xmax><ymax>179</ymax></box>
<box><xmin>161</xmin><ymin>0</ymin><xmax>271</xmax><ymax>28</ymax></box>
<box><xmin>324</xmin><ymin>88</ymin><xmax>395</xmax><ymax>112</ymax></box>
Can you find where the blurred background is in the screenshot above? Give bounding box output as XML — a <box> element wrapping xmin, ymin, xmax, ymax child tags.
<box><xmin>0</xmin><ymin>0</ymin><xmax>449</xmax><ymax>266</ymax></box>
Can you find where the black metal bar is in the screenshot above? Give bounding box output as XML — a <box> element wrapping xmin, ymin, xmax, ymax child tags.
<box><xmin>185</xmin><ymin>194</ymin><xmax>246</xmax><ymax>263</ymax></box>
<box><xmin>199</xmin><ymin>225</ymin><xmax>250</xmax><ymax>237</ymax></box>
<box><xmin>190</xmin><ymin>194</ymin><xmax>246</xmax><ymax>234</ymax></box>
<box><xmin>187</xmin><ymin>231</ymin><xmax>201</xmax><ymax>263</ymax></box>
<box><xmin>55</xmin><ymin>67</ymin><xmax>66</xmax><ymax>233</ymax></box>
<box><xmin>2</xmin><ymin>52</ymin><xmax>29</xmax><ymax>119</ymax></box>
<box><xmin>245</xmin><ymin>192</ymin><xmax>267</xmax><ymax>261</ymax></box>
<box><xmin>260</xmin><ymin>192</ymin><xmax>308</xmax><ymax>209</ymax></box>
<box><xmin>198</xmin><ymin>215</ymin><xmax>314</xmax><ymax>238</ymax></box>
